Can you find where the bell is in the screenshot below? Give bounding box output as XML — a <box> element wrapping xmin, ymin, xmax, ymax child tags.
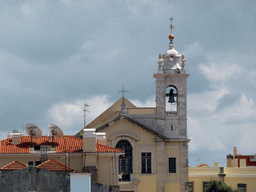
<box><xmin>166</xmin><ymin>89</ymin><xmax>176</xmax><ymax>104</ymax></box>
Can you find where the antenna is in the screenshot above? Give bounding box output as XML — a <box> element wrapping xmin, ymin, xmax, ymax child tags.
<box><xmin>196</xmin><ymin>159</ymin><xmax>201</xmax><ymax>165</ymax></box>
<box><xmin>47</xmin><ymin>123</ymin><xmax>63</xmax><ymax>147</ymax></box>
<box><xmin>83</xmin><ymin>104</ymin><xmax>90</xmax><ymax>128</ymax></box>
<box><xmin>25</xmin><ymin>123</ymin><xmax>42</xmax><ymax>147</ymax></box>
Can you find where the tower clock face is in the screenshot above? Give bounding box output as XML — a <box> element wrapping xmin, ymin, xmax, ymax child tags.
<box><xmin>169</xmin><ymin>56</ymin><xmax>174</xmax><ymax>61</ymax></box>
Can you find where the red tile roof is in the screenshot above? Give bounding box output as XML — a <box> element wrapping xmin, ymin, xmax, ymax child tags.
<box><xmin>197</xmin><ymin>164</ymin><xmax>209</xmax><ymax>167</ymax></box>
<box><xmin>37</xmin><ymin>159</ymin><xmax>74</xmax><ymax>172</ymax></box>
<box><xmin>0</xmin><ymin>136</ymin><xmax>123</xmax><ymax>154</ymax></box>
<box><xmin>97</xmin><ymin>143</ymin><xmax>123</xmax><ymax>153</ymax></box>
<box><xmin>0</xmin><ymin>160</ymin><xmax>27</xmax><ymax>170</ymax></box>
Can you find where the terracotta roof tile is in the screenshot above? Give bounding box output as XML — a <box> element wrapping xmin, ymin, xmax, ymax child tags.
<box><xmin>0</xmin><ymin>160</ymin><xmax>27</xmax><ymax>170</ymax></box>
<box><xmin>196</xmin><ymin>164</ymin><xmax>209</xmax><ymax>167</ymax></box>
<box><xmin>37</xmin><ymin>159</ymin><xmax>74</xmax><ymax>172</ymax></box>
<box><xmin>97</xmin><ymin>143</ymin><xmax>123</xmax><ymax>153</ymax></box>
<box><xmin>0</xmin><ymin>136</ymin><xmax>123</xmax><ymax>154</ymax></box>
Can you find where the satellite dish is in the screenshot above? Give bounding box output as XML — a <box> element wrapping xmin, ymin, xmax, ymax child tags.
<box><xmin>25</xmin><ymin>123</ymin><xmax>42</xmax><ymax>139</ymax></box>
<box><xmin>47</xmin><ymin>123</ymin><xmax>63</xmax><ymax>139</ymax></box>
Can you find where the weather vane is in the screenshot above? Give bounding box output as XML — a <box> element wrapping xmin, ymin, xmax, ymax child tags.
<box><xmin>118</xmin><ymin>85</ymin><xmax>129</xmax><ymax>104</ymax></box>
<box><xmin>169</xmin><ymin>17</ymin><xmax>175</xmax><ymax>44</ymax></box>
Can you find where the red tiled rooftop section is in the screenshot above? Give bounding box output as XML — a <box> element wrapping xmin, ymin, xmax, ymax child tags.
<box><xmin>197</xmin><ymin>164</ymin><xmax>209</xmax><ymax>167</ymax></box>
<box><xmin>0</xmin><ymin>160</ymin><xmax>27</xmax><ymax>170</ymax></box>
<box><xmin>97</xmin><ymin>143</ymin><xmax>123</xmax><ymax>153</ymax></box>
<box><xmin>0</xmin><ymin>136</ymin><xmax>123</xmax><ymax>154</ymax></box>
<box><xmin>37</xmin><ymin>159</ymin><xmax>74</xmax><ymax>172</ymax></box>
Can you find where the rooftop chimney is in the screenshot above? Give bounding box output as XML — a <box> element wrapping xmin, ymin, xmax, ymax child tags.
<box><xmin>233</xmin><ymin>147</ymin><xmax>237</xmax><ymax>157</ymax></box>
<box><xmin>9</xmin><ymin>130</ymin><xmax>23</xmax><ymax>145</ymax></box>
<box><xmin>83</xmin><ymin>128</ymin><xmax>96</xmax><ymax>152</ymax></box>
<box><xmin>96</xmin><ymin>133</ymin><xmax>106</xmax><ymax>145</ymax></box>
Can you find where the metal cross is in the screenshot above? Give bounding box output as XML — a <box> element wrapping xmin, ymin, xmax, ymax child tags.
<box><xmin>118</xmin><ymin>85</ymin><xmax>129</xmax><ymax>104</ymax></box>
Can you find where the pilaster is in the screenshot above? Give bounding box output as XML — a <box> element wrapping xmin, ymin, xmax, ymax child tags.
<box><xmin>156</xmin><ymin>141</ymin><xmax>165</xmax><ymax>192</ymax></box>
<box><xmin>180</xmin><ymin>142</ymin><xmax>188</xmax><ymax>192</ymax></box>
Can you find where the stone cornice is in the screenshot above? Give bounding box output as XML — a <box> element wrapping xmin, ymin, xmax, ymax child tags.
<box><xmin>153</xmin><ymin>73</ymin><xmax>190</xmax><ymax>79</ymax></box>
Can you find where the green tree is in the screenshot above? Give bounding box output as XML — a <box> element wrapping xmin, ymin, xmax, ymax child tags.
<box><xmin>206</xmin><ymin>180</ymin><xmax>234</xmax><ymax>192</ymax></box>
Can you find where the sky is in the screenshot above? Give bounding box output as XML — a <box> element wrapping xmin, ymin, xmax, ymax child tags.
<box><xmin>0</xmin><ymin>0</ymin><xmax>256</xmax><ymax>167</ymax></box>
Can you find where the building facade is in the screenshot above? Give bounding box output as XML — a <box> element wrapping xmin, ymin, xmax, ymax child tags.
<box><xmin>0</xmin><ymin>129</ymin><xmax>124</xmax><ymax>188</ymax></box>
<box><xmin>188</xmin><ymin>147</ymin><xmax>256</xmax><ymax>192</ymax></box>
<box><xmin>77</xmin><ymin>29</ymin><xmax>190</xmax><ymax>192</ymax></box>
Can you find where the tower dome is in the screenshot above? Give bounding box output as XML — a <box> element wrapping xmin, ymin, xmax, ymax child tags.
<box><xmin>165</xmin><ymin>44</ymin><xmax>179</xmax><ymax>57</ymax></box>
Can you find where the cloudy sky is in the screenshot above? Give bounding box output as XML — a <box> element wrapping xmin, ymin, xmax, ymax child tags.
<box><xmin>1</xmin><ymin>0</ymin><xmax>255</xmax><ymax>167</ymax></box>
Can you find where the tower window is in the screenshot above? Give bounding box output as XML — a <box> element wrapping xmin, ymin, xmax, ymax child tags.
<box><xmin>166</xmin><ymin>86</ymin><xmax>178</xmax><ymax>112</ymax></box>
<box><xmin>169</xmin><ymin>157</ymin><xmax>176</xmax><ymax>173</ymax></box>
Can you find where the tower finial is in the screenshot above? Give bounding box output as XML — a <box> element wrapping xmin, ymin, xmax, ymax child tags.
<box><xmin>169</xmin><ymin>17</ymin><xmax>175</xmax><ymax>44</ymax></box>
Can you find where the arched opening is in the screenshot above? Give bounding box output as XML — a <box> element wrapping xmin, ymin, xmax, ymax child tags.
<box><xmin>116</xmin><ymin>139</ymin><xmax>133</xmax><ymax>181</ymax></box>
<box><xmin>165</xmin><ymin>86</ymin><xmax>178</xmax><ymax>112</ymax></box>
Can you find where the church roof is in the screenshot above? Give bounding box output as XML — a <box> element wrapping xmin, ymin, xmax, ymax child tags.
<box><xmin>76</xmin><ymin>97</ymin><xmax>136</xmax><ymax>137</ymax></box>
<box><xmin>97</xmin><ymin>116</ymin><xmax>169</xmax><ymax>140</ymax></box>
<box><xmin>37</xmin><ymin>159</ymin><xmax>74</xmax><ymax>172</ymax></box>
<box><xmin>0</xmin><ymin>160</ymin><xmax>27</xmax><ymax>170</ymax></box>
<box><xmin>0</xmin><ymin>136</ymin><xmax>123</xmax><ymax>154</ymax></box>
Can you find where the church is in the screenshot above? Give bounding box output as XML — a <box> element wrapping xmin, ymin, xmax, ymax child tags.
<box><xmin>77</xmin><ymin>22</ymin><xmax>190</xmax><ymax>192</ymax></box>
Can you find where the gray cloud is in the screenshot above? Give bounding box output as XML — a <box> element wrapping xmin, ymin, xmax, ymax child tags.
<box><xmin>0</xmin><ymin>0</ymin><xmax>255</xmax><ymax>167</ymax></box>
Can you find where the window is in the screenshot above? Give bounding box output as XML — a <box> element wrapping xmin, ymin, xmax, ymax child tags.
<box><xmin>35</xmin><ymin>161</ymin><xmax>41</xmax><ymax>166</ymax></box>
<box><xmin>188</xmin><ymin>182</ymin><xmax>193</xmax><ymax>192</ymax></box>
<box><xmin>203</xmin><ymin>182</ymin><xmax>209</xmax><ymax>192</ymax></box>
<box><xmin>34</xmin><ymin>145</ymin><xmax>41</xmax><ymax>150</ymax></box>
<box><xmin>28</xmin><ymin>161</ymin><xmax>33</xmax><ymax>166</ymax></box>
<box><xmin>141</xmin><ymin>153</ymin><xmax>151</xmax><ymax>174</ymax></box>
<box><xmin>165</xmin><ymin>86</ymin><xmax>178</xmax><ymax>112</ymax></box>
<box><xmin>169</xmin><ymin>157</ymin><xmax>176</xmax><ymax>173</ymax></box>
<box><xmin>116</xmin><ymin>140</ymin><xmax>133</xmax><ymax>181</ymax></box>
<box><xmin>237</xmin><ymin>184</ymin><xmax>246</xmax><ymax>192</ymax></box>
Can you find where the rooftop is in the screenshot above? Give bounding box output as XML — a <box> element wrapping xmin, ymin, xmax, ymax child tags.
<box><xmin>0</xmin><ymin>136</ymin><xmax>123</xmax><ymax>154</ymax></box>
<box><xmin>37</xmin><ymin>159</ymin><xmax>74</xmax><ymax>172</ymax></box>
<box><xmin>0</xmin><ymin>160</ymin><xmax>27</xmax><ymax>170</ymax></box>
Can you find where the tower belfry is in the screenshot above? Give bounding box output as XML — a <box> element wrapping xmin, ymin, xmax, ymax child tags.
<box><xmin>153</xmin><ymin>19</ymin><xmax>190</xmax><ymax>192</ymax></box>
<box><xmin>154</xmin><ymin>19</ymin><xmax>189</xmax><ymax>138</ymax></box>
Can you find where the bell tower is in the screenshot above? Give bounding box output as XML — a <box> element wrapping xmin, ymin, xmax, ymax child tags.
<box><xmin>153</xmin><ymin>19</ymin><xmax>189</xmax><ymax>139</ymax></box>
